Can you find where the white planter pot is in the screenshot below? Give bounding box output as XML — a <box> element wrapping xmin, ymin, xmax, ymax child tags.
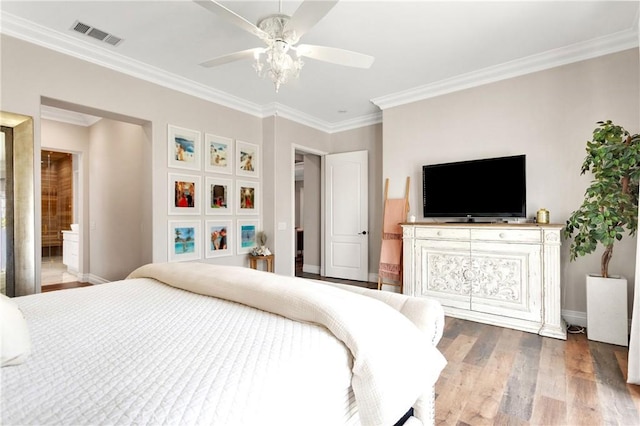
<box><xmin>586</xmin><ymin>274</ymin><xmax>628</xmax><ymax>346</ymax></box>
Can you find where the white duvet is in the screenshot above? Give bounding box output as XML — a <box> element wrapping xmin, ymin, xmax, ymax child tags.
<box><xmin>2</xmin><ymin>263</ymin><xmax>446</xmax><ymax>426</ymax></box>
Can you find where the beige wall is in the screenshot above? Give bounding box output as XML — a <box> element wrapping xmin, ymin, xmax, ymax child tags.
<box><xmin>302</xmin><ymin>154</ymin><xmax>321</xmax><ymax>271</ymax></box>
<box><xmin>382</xmin><ymin>48</ymin><xmax>640</xmax><ymax>314</ymax></box>
<box><xmin>1</xmin><ymin>34</ymin><xmax>383</xmax><ymax>282</ymax></box>
<box><xmin>272</xmin><ymin>116</ymin><xmax>330</xmax><ymax>274</ymax></box>
<box><xmin>89</xmin><ymin>119</ymin><xmax>149</xmax><ymax>281</ymax></box>
<box><xmin>1</xmin><ymin>34</ymin><xmax>264</xmax><ymax>282</ymax></box>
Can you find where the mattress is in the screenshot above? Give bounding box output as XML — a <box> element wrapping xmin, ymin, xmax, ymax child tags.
<box><xmin>1</xmin><ymin>278</ymin><xmax>360</xmax><ymax>425</ymax></box>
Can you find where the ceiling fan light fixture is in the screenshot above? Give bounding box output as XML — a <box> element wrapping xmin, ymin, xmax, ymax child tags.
<box><xmin>195</xmin><ymin>0</ymin><xmax>372</xmax><ymax>93</ymax></box>
<box><xmin>255</xmin><ymin>42</ymin><xmax>304</xmax><ymax>93</ymax></box>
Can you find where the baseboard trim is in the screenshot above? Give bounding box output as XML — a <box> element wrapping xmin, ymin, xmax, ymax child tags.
<box><xmin>562</xmin><ymin>309</ymin><xmax>632</xmax><ymax>331</ymax></box>
<box><xmin>561</xmin><ymin>309</ymin><xmax>587</xmax><ymax>327</ymax></box>
<box><xmin>88</xmin><ymin>274</ymin><xmax>110</xmax><ymax>285</ymax></box>
<box><xmin>302</xmin><ymin>264</ymin><xmax>320</xmax><ymax>274</ymax></box>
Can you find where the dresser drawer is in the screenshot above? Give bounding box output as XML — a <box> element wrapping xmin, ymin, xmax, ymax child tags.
<box><xmin>470</xmin><ymin>228</ymin><xmax>541</xmax><ymax>243</ymax></box>
<box><xmin>415</xmin><ymin>227</ymin><xmax>470</xmax><ymax>241</ymax></box>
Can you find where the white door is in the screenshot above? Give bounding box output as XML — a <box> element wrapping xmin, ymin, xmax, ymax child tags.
<box><xmin>324</xmin><ymin>150</ymin><xmax>368</xmax><ymax>281</ymax></box>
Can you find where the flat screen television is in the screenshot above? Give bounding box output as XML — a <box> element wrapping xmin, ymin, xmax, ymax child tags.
<box><xmin>422</xmin><ymin>154</ymin><xmax>526</xmax><ymax>220</ymax></box>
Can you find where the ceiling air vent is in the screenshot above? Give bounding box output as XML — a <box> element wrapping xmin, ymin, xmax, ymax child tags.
<box><xmin>71</xmin><ymin>20</ymin><xmax>123</xmax><ymax>47</ymax></box>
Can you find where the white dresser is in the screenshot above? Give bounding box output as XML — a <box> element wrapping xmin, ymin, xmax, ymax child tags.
<box><xmin>402</xmin><ymin>223</ymin><xmax>566</xmax><ymax>339</ymax></box>
<box><xmin>62</xmin><ymin>230</ymin><xmax>79</xmax><ymax>273</ymax></box>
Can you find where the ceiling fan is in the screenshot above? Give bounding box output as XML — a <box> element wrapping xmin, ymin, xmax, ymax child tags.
<box><xmin>194</xmin><ymin>0</ymin><xmax>375</xmax><ymax>92</ymax></box>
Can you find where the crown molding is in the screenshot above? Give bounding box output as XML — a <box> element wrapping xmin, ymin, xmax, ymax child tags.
<box><xmin>4</xmin><ymin>11</ymin><xmax>636</xmax><ymax>133</ymax></box>
<box><xmin>1</xmin><ymin>13</ymin><xmax>265</xmax><ymax>118</ymax></box>
<box><xmin>263</xmin><ymin>103</ymin><xmax>381</xmax><ymax>134</ymax></box>
<box><xmin>371</xmin><ymin>27</ymin><xmax>639</xmax><ymax>110</ymax></box>
<box><xmin>41</xmin><ymin>105</ymin><xmax>101</xmax><ymax>127</ymax></box>
<box><xmin>1</xmin><ymin>12</ymin><xmax>379</xmax><ymax>134</ymax></box>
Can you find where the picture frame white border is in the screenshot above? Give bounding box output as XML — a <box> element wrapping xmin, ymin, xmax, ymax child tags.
<box><xmin>235</xmin><ymin>140</ymin><xmax>260</xmax><ymax>178</ymax></box>
<box><xmin>236</xmin><ymin>180</ymin><xmax>260</xmax><ymax>216</ymax></box>
<box><xmin>205</xmin><ymin>176</ymin><xmax>233</xmax><ymax>215</ymax></box>
<box><xmin>237</xmin><ymin>219</ymin><xmax>259</xmax><ymax>254</ymax></box>
<box><xmin>204</xmin><ymin>133</ymin><xmax>233</xmax><ymax>174</ymax></box>
<box><xmin>168</xmin><ymin>124</ymin><xmax>201</xmax><ymax>171</ymax></box>
<box><xmin>169</xmin><ymin>173</ymin><xmax>201</xmax><ymax>215</ymax></box>
<box><xmin>168</xmin><ymin>219</ymin><xmax>201</xmax><ymax>262</ymax></box>
<box><xmin>205</xmin><ymin>219</ymin><xmax>233</xmax><ymax>258</ymax></box>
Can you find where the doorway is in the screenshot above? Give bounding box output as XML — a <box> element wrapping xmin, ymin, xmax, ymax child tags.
<box><xmin>40</xmin><ymin>150</ymin><xmax>78</xmax><ymax>286</ymax></box>
<box><xmin>39</xmin><ymin>100</ymin><xmax>152</xmax><ymax>285</ymax></box>
<box><xmin>293</xmin><ymin>150</ymin><xmax>322</xmax><ymax>277</ymax></box>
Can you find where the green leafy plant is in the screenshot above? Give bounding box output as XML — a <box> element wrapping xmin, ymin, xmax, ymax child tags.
<box><xmin>563</xmin><ymin>120</ymin><xmax>640</xmax><ymax>278</ymax></box>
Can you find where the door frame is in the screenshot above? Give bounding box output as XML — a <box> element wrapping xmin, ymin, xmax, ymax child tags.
<box><xmin>290</xmin><ymin>143</ymin><xmax>328</xmax><ymax>276</ymax></box>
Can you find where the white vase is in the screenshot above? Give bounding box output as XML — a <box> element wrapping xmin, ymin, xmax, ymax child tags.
<box><xmin>586</xmin><ymin>274</ymin><xmax>628</xmax><ymax>346</ymax></box>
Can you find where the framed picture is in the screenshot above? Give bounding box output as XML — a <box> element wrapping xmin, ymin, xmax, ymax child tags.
<box><xmin>237</xmin><ymin>180</ymin><xmax>260</xmax><ymax>215</ymax></box>
<box><xmin>205</xmin><ymin>134</ymin><xmax>233</xmax><ymax>174</ymax></box>
<box><xmin>169</xmin><ymin>173</ymin><xmax>201</xmax><ymax>215</ymax></box>
<box><xmin>168</xmin><ymin>220</ymin><xmax>201</xmax><ymax>262</ymax></box>
<box><xmin>205</xmin><ymin>220</ymin><xmax>233</xmax><ymax>258</ymax></box>
<box><xmin>168</xmin><ymin>125</ymin><xmax>201</xmax><ymax>171</ymax></box>
<box><xmin>237</xmin><ymin>219</ymin><xmax>259</xmax><ymax>254</ymax></box>
<box><xmin>236</xmin><ymin>140</ymin><xmax>259</xmax><ymax>178</ymax></box>
<box><xmin>205</xmin><ymin>177</ymin><xmax>233</xmax><ymax>215</ymax></box>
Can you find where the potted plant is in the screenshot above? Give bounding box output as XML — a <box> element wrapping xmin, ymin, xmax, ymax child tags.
<box><xmin>563</xmin><ymin>120</ymin><xmax>640</xmax><ymax>345</ymax></box>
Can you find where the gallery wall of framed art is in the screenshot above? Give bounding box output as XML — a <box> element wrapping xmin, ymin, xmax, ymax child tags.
<box><xmin>166</xmin><ymin>124</ymin><xmax>261</xmax><ymax>262</ymax></box>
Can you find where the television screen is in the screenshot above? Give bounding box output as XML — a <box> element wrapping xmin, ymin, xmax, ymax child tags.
<box><xmin>422</xmin><ymin>154</ymin><xmax>526</xmax><ymax>219</ymax></box>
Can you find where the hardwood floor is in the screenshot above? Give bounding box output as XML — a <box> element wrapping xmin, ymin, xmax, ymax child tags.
<box><xmin>436</xmin><ymin>317</ymin><xmax>640</xmax><ymax>425</ymax></box>
<box><xmin>41</xmin><ymin>281</ymin><xmax>92</xmax><ymax>292</ymax></box>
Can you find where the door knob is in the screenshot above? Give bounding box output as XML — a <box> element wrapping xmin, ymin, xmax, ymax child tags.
<box><xmin>359</xmin><ymin>231</ymin><xmax>367</xmax><ymax>235</ymax></box>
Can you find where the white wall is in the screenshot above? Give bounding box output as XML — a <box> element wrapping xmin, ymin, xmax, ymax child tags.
<box><xmin>382</xmin><ymin>48</ymin><xmax>640</xmax><ymax>314</ymax></box>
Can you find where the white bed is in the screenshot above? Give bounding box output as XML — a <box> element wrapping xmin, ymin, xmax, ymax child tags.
<box><xmin>1</xmin><ymin>263</ymin><xmax>446</xmax><ymax>426</ymax></box>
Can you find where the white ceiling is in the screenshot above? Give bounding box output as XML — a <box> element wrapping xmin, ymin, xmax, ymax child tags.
<box><xmin>2</xmin><ymin>1</ymin><xmax>639</xmax><ymax>132</ymax></box>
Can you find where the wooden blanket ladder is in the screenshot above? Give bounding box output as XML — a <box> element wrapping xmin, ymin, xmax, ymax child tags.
<box><xmin>377</xmin><ymin>177</ymin><xmax>410</xmax><ymax>292</ymax></box>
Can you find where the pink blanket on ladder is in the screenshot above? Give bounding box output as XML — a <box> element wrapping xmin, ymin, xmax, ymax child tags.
<box><xmin>379</xmin><ymin>199</ymin><xmax>405</xmax><ymax>281</ymax></box>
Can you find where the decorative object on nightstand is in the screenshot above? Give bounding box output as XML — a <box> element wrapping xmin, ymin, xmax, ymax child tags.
<box><xmin>564</xmin><ymin>120</ymin><xmax>640</xmax><ymax>346</ymax></box>
<box><xmin>249</xmin><ymin>231</ymin><xmax>274</xmax><ymax>272</ymax></box>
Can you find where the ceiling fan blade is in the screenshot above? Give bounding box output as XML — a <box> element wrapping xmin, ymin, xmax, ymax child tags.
<box><xmin>193</xmin><ymin>0</ymin><xmax>268</xmax><ymax>39</ymax></box>
<box><xmin>289</xmin><ymin>0</ymin><xmax>339</xmax><ymax>38</ymax></box>
<box><xmin>296</xmin><ymin>44</ymin><xmax>374</xmax><ymax>69</ymax></box>
<box><xmin>199</xmin><ymin>48</ymin><xmax>263</xmax><ymax>68</ymax></box>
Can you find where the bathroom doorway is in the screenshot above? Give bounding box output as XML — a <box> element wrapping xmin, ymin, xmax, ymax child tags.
<box><xmin>41</xmin><ymin>150</ymin><xmax>78</xmax><ymax>286</ymax></box>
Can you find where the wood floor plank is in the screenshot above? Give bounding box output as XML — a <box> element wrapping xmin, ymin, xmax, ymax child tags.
<box><xmin>498</xmin><ymin>332</ymin><xmax>542</xmax><ymax>422</ymax></box>
<box><xmin>564</xmin><ymin>332</ymin><xmax>596</xmax><ymax>381</ymax></box>
<box><xmin>457</xmin><ymin>345</ymin><xmax>517</xmax><ymax>425</ymax></box>
<box><xmin>566</xmin><ymin>377</ymin><xmax>604</xmax><ymax>426</ymax></box>
<box><xmin>492</xmin><ymin>412</ymin><xmax>529</xmax><ymax>426</ymax></box>
<box><xmin>441</xmin><ymin>333</ymin><xmax>478</xmax><ymax>365</ymax></box>
<box><xmin>434</xmin><ymin>361</ymin><xmax>483</xmax><ymax>425</ymax></box>
<box><xmin>530</xmin><ymin>395</ymin><xmax>566</xmax><ymax>425</ymax></box>
<box><xmin>536</xmin><ymin>337</ymin><xmax>566</xmax><ymax>402</ymax></box>
<box><xmin>462</xmin><ymin>324</ymin><xmax>501</xmax><ymax>367</ymax></box>
<box><xmin>567</xmin><ymin>375</ymin><xmax>600</xmax><ymax>409</ymax></box>
<box><xmin>589</xmin><ymin>341</ymin><xmax>640</xmax><ymax>424</ymax></box>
